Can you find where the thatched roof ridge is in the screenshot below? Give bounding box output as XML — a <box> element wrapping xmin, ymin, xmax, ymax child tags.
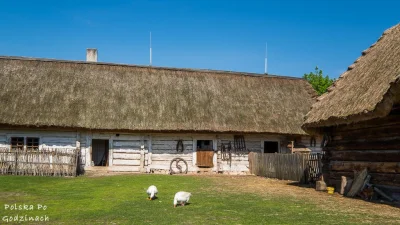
<box><xmin>303</xmin><ymin>23</ymin><xmax>400</xmax><ymax>129</ymax></box>
<box><xmin>0</xmin><ymin>56</ymin><xmax>303</xmax><ymax>80</ymax></box>
<box><xmin>0</xmin><ymin>56</ymin><xmax>316</xmax><ymax>135</ymax></box>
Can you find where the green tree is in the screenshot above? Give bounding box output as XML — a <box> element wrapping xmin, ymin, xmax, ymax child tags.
<box><xmin>303</xmin><ymin>66</ymin><xmax>335</xmax><ymax>95</ymax></box>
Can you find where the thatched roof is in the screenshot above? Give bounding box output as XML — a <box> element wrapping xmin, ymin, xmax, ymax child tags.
<box><xmin>0</xmin><ymin>56</ymin><xmax>315</xmax><ymax>135</ymax></box>
<box><xmin>303</xmin><ymin>23</ymin><xmax>400</xmax><ymax>129</ymax></box>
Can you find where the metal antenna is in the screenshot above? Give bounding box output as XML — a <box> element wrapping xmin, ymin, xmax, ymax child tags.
<box><xmin>150</xmin><ymin>32</ymin><xmax>152</xmax><ymax>66</ymax></box>
<box><xmin>264</xmin><ymin>42</ymin><xmax>268</xmax><ymax>74</ymax></box>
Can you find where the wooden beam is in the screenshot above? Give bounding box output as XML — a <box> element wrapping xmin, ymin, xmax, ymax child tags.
<box><xmin>325</xmin><ymin>139</ymin><xmax>400</xmax><ymax>151</ymax></box>
<box><xmin>329</xmin><ymin>150</ymin><xmax>400</xmax><ymax>162</ymax></box>
<box><xmin>329</xmin><ymin>171</ymin><xmax>400</xmax><ymax>185</ymax></box>
<box><xmin>330</xmin><ymin>161</ymin><xmax>400</xmax><ymax>173</ymax></box>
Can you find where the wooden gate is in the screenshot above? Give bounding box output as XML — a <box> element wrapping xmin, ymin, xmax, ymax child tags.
<box><xmin>196</xmin><ymin>150</ymin><xmax>214</xmax><ymax>167</ymax></box>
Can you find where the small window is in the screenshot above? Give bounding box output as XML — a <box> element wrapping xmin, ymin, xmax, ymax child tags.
<box><xmin>27</xmin><ymin>137</ymin><xmax>40</xmax><ymax>151</ymax></box>
<box><xmin>264</xmin><ymin>141</ymin><xmax>279</xmax><ymax>153</ymax></box>
<box><xmin>197</xmin><ymin>140</ymin><xmax>213</xmax><ymax>151</ymax></box>
<box><xmin>11</xmin><ymin>137</ymin><xmax>24</xmax><ymax>151</ymax></box>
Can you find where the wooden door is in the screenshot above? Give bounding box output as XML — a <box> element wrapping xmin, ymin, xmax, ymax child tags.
<box><xmin>196</xmin><ymin>150</ymin><xmax>214</xmax><ymax>167</ymax></box>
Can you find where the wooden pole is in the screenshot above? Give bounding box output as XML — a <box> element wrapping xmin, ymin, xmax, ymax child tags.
<box><xmin>291</xmin><ymin>141</ymin><xmax>294</xmax><ymax>154</ymax></box>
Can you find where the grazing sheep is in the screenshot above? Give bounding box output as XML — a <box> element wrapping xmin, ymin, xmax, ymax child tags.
<box><xmin>173</xmin><ymin>191</ymin><xmax>191</xmax><ymax>207</ymax></box>
<box><xmin>146</xmin><ymin>185</ymin><xmax>158</xmax><ymax>200</ymax></box>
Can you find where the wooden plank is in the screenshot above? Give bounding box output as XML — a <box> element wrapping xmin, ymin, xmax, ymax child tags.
<box><xmin>325</xmin><ymin>139</ymin><xmax>400</xmax><ymax>151</ymax></box>
<box><xmin>113</xmin><ymin>153</ymin><xmax>141</xmax><ymax>160</ymax></box>
<box><xmin>109</xmin><ymin>166</ymin><xmax>140</xmax><ymax>172</ymax></box>
<box><xmin>333</xmin><ymin>125</ymin><xmax>400</xmax><ymax>141</ymax></box>
<box><xmin>112</xmin><ymin>159</ymin><xmax>141</xmax><ymax>166</ymax></box>
<box><xmin>330</xmin><ymin>171</ymin><xmax>400</xmax><ymax>185</ymax></box>
<box><xmin>151</xmin><ymin>154</ymin><xmax>192</xmax><ymax>161</ymax></box>
<box><xmin>112</xmin><ymin>135</ymin><xmax>142</xmax><ymax>141</ymax></box>
<box><xmin>113</xmin><ymin>140</ymin><xmax>143</xmax><ymax>147</ymax></box>
<box><xmin>330</xmin><ymin>161</ymin><xmax>400</xmax><ymax>173</ymax></box>
<box><xmin>150</xmin><ymin>160</ymin><xmax>192</xmax><ymax>166</ymax></box>
<box><xmin>148</xmin><ymin>164</ymin><xmax>171</xmax><ymax>170</ymax></box>
<box><xmin>113</xmin><ymin>149</ymin><xmax>144</xmax><ymax>153</ymax></box>
<box><xmin>152</xmin><ymin>136</ymin><xmax>193</xmax><ymax>141</ymax></box>
<box><xmin>330</xmin><ymin>150</ymin><xmax>400</xmax><ymax>162</ymax></box>
<box><xmin>196</xmin><ymin>151</ymin><xmax>214</xmax><ymax>167</ymax></box>
<box><xmin>42</xmin><ymin>137</ymin><xmax>77</xmax><ymax>142</ymax></box>
<box><xmin>248</xmin><ymin>152</ymin><xmax>318</xmax><ymax>182</ymax></box>
<box><xmin>333</xmin><ymin>114</ymin><xmax>400</xmax><ymax>132</ymax></box>
<box><xmin>151</xmin><ymin>149</ymin><xmax>193</xmax><ymax>154</ymax></box>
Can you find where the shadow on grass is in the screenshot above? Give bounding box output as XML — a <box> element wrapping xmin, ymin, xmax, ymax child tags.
<box><xmin>287</xmin><ymin>181</ymin><xmax>400</xmax><ymax>209</ymax></box>
<box><xmin>287</xmin><ymin>181</ymin><xmax>315</xmax><ymax>189</ymax></box>
<box><xmin>149</xmin><ymin>196</ymin><xmax>159</xmax><ymax>200</ymax></box>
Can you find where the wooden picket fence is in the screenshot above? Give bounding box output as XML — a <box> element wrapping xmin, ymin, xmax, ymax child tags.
<box><xmin>248</xmin><ymin>152</ymin><xmax>323</xmax><ymax>183</ymax></box>
<box><xmin>0</xmin><ymin>147</ymin><xmax>79</xmax><ymax>176</ymax></box>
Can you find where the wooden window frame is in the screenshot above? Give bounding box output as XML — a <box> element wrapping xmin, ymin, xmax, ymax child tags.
<box><xmin>10</xmin><ymin>137</ymin><xmax>41</xmax><ymax>151</ymax></box>
<box><xmin>26</xmin><ymin>137</ymin><xmax>40</xmax><ymax>151</ymax></box>
<box><xmin>10</xmin><ymin>137</ymin><xmax>24</xmax><ymax>151</ymax></box>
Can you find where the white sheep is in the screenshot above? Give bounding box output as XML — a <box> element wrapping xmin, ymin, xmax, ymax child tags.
<box><xmin>146</xmin><ymin>185</ymin><xmax>158</xmax><ymax>200</ymax></box>
<box><xmin>173</xmin><ymin>191</ymin><xmax>191</xmax><ymax>207</ymax></box>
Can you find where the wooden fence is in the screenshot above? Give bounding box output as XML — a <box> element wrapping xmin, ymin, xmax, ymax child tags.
<box><xmin>248</xmin><ymin>152</ymin><xmax>323</xmax><ymax>183</ymax></box>
<box><xmin>0</xmin><ymin>147</ymin><xmax>79</xmax><ymax>176</ymax></box>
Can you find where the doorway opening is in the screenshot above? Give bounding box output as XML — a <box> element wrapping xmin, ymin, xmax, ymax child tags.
<box><xmin>264</xmin><ymin>141</ymin><xmax>279</xmax><ymax>153</ymax></box>
<box><xmin>92</xmin><ymin>139</ymin><xmax>109</xmax><ymax>166</ymax></box>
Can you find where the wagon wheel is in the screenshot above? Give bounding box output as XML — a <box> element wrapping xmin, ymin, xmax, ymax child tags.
<box><xmin>170</xmin><ymin>157</ymin><xmax>188</xmax><ymax>175</ymax></box>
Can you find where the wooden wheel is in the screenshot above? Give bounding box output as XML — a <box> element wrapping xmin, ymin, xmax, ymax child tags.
<box><xmin>170</xmin><ymin>157</ymin><xmax>188</xmax><ymax>174</ymax></box>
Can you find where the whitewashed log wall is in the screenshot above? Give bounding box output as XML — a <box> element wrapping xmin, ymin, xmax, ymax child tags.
<box><xmin>0</xmin><ymin>129</ymin><xmax>322</xmax><ymax>174</ymax></box>
<box><xmin>149</xmin><ymin>135</ymin><xmax>194</xmax><ymax>173</ymax></box>
<box><xmin>110</xmin><ymin>139</ymin><xmax>149</xmax><ymax>172</ymax></box>
<box><xmin>300</xmin><ymin>135</ymin><xmax>323</xmax><ymax>153</ymax></box>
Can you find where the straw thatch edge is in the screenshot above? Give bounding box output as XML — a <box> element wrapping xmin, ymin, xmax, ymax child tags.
<box><xmin>303</xmin><ymin>24</ymin><xmax>400</xmax><ymax>130</ymax></box>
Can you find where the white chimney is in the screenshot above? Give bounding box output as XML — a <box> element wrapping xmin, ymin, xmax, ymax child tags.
<box><xmin>86</xmin><ymin>48</ymin><xmax>98</xmax><ymax>62</ymax></box>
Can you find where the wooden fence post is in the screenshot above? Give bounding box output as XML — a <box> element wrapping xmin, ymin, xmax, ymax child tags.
<box><xmin>217</xmin><ymin>150</ymin><xmax>222</xmax><ymax>173</ymax></box>
<box><xmin>14</xmin><ymin>151</ymin><xmax>18</xmax><ymax>175</ymax></box>
<box><xmin>140</xmin><ymin>149</ymin><xmax>146</xmax><ymax>173</ymax></box>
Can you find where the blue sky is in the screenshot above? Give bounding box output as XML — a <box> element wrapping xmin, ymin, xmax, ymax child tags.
<box><xmin>0</xmin><ymin>0</ymin><xmax>398</xmax><ymax>78</ymax></box>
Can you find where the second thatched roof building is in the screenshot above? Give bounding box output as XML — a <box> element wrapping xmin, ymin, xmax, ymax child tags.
<box><xmin>303</xmin><ymin>23</ymin><xmax>400</xmax><ymax>194</ymax></box>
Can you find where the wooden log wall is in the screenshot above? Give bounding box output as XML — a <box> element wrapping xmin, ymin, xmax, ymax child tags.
<box><xmin>0</xmin><ymin>129</ymin><xmax>321</xmax><ymax>175</ymax></box>
<box><xmin>325</xmin><ymin>113</ymin><xmax>400</xmax><ymax>188</ymax></box>
<box><xmin>110</xmin><ymin>140</ymin><xmax>148</xmax><ymax>172</ymax></box>
<box><xmin>218</xmin><ymin>135</ymin><xmax>255</xmax><ymax>173</ymax></box>
<box><xmin>149</xmin><ymin>135</ymin><xmax>194</xmax><ymax>172</ymax></box>
<box><xmin>300</xmin><ymin>135</ymin><xmax>323</xmax><ymax>153</ymax></box>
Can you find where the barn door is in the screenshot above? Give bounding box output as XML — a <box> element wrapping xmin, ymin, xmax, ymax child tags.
<box><xmin>196</xmin><ymin>140</ymin><xmax>214</xmax><ymax>168</ymax></box>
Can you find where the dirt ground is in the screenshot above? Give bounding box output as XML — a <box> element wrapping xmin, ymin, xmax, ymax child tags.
<box><xmin>204</xmin><ymin>175</ymin><xmax>400</xmax><ymax>221</ymax></box>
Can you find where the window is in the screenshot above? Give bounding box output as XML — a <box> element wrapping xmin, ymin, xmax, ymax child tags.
<box><xmin>11</xmin><ymin>137</ymin><xmax>24</xmax><ymax>151</ymax></box>
<box><xmin>197</xmin><ymin>140</ymin><xmax>213</xmax><ymax>150</ymax></box>
<box><xmin>10</xmin><ymin>137</ymin><xmax>40</xmax><ymax>151</ymax></box>
<box><xmin>264</xmin><ymin>141</ymin><xmax>279</xmax><ymax>153</ymax></box>
<box><xmin>234</xmin><ymin>135</ymin><xmax>246</xmax><ymax>152</ymax></box>
<box><xmin>27</xmin><ymin>137</ymin><xmax>40</xmax><ymax>151</ymax></box>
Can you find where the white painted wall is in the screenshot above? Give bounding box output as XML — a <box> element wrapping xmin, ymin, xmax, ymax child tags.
<box><xmin>0</xmin><ymin>128</ymin><xmax>321</xmax><ymax>174</ymax></box>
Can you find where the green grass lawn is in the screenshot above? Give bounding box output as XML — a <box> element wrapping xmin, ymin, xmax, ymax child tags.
<box><xmin>0</xmin><ymin>174</ymin><xmax>398</xmax><ymax>225</ymax></box>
